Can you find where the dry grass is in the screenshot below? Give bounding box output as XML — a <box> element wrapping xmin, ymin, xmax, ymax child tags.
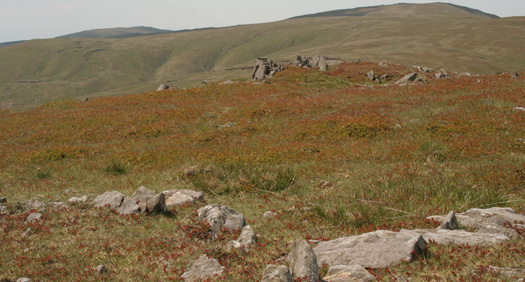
<box><xmin>0</xmin><ymin>63</ymin><xmax>524</xmax><ymax>281</ymax></box>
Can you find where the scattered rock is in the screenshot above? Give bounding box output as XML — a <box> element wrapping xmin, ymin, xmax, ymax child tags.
<box><xmin>21</xmin><ymin>228</ymin><xmax>32</xmax><ymax>237</ymax></box>
<box><xmin>318</xmin><ymin>180</ymin><xmax>333</xmax><ymax>189</ymax></box>
<box><xmin>198</xmin><ymin>204</ymin><xmax>246</xmax><ymax>237</ymax></box>
<box><xmin>511</xmin><ymin>72</ymin><xmax>520</xmax><ymax>78</ymax></box>
<box><xmin>261</xmin><ymin>265</ymin><xmax>293</xmax><ymax>282</ymax></box>
<box><xmin>252</xmin><ymin>58</ymin><xmax>284</xmax><ymax>80</ymax></box>
<box><xmin>94</xmin><ymin>191</ymin><xmax>124</xmax><ymax>209</ymax></box>
<box><xmin>322</xmin><ymin>265</ymin><xmax>375</xmax><ymax>282</ymax></box>
<box><xmin>16</xmin><ymin>278</ymin><xmax>31</xmax><ymax>282</ymax></box>
<box><xmin>313</xmin><ymin>230</ymin><xmax>427</xmax><ymax>269</ymax></box>
<box><xmin>461</xmin><ymin>72</ymin><xmax>472</xmax><ymax>77</ymax></box>
<box><xmin>96</xmin><ymin>265</ymin><xmax>108</xmax><ymax>275</ymax></box>
<box><xmin>438</xmin><ymin>211</ymin><xmax>459</xmax><ymax>230</ymax></box>
<box><xmin>49</xmin><ymin>202</ymin><xmax>66</xmax><ymax>208</ymax></box>
<box><xmin>219</xmin><ymin>122</ymin><xmax>236</xmax><ymax>128</ymax></box>
<box><xmin>400</xmin><ymin>229</ymin><xmax>509</xmax><ymax>246</ymax></box>
<box><xmin>263</xmin><ymin>211</ymin><xmax>276</xmax><ymax>218</ymax></box>
<box><xmin>156</xmin><ymin>84</ymin><xmax>177</xmax><ymax>91</ymax></box>
<box><xmin>394</xmin><ymin>73</ymin><xmax>418</xmax><ymax>85</ymax></box>
<box><xmin>379</xmin><ymin>61</ymin><xmax>388</xmax><ymax>67</ymax></box>
<box><xmin>220</xmin><ymin>80</ymin><xmax>236</xmax><ymax>85</ymax></box>
<box><xmin>366</xmin><ymin>70</ymin><xmax>376</xmax><ymax>81</ymax></box>
<box><xmin>26</xmin><ymin>199</ymin><xmax>46</xmax><ymax>212</ymax></box>
<box><xmin>0</xmin><ymin>197</ymin><xmax>6</xmax><ymax>203</ymax></box>
<box><xmin>115</xmin><ymin>196</ymin><xmax>140</xmax><ymax>215</ymax></box>
<box><xmin>226</xmin><ymin>240</ymin><xmax>242</xmax><ymax>251</ymax></box>
<box><xmin>435</xmin><ymin>71</ymin><xmax>450</xmax><ymax>79</ymax></box>
<box><xmin>164</xmin><ymin>189</ymin><xmax>204</xmax><ymax>201</ymax></box>
<box><xmin>26</xmin><ymin>213</ymin><xmax>42</xmax><ymax>224</ymax></box>
<box><xmin>514</xmin><ymin>107</ymin><xmax>525</xmax><ymax>112</ymax></box>
<box><xmin>288</xmin><ymin>239</ymin><xmax>319</xmax><ymax>282</ymax></box>
<box><xmin>181</xmin><ymin>255</ymin><xmax>224</xmax><ymax>281</ymax></box>
<box><xmin>428</xmin><ymin>207</ymin><xmax>525</xmax><ymax>229</ymax></box>
<box><xmin>0</xmin><ymin>205</ymin><xmax>6</xmax><ymax>213</ymax></box>
<box><xmin>355</xmin><ymin>59</ymin><xmax>361</xmax><ymax>63</ymax></box>
<box><xmin>132</xmin><ymin>186</ymin><xmax>166</xmax><ymax>213</ymax></box>
<box><xmin>165</xmin><ymin>192</ymin><xmax>195</xmax><ymax>209</ymax></box>
<box><xmin>237</xmin><ymin>225</ymin><xmax>257</xmax><ymax>248</ymax></box>
<box><xmin>67</xmin><ymin>195</ymin><xmax>88</xmax><ymax>204</ymax></box>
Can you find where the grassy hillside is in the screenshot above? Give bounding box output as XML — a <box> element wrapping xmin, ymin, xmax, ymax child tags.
<box><xmin>0</xmin><ymin>62</ymin><xmax>523</xmax><ymax>281</ymax></box>
<box><xmin>1</xmin><ymin>3</ymin><xmax>524</xmax><ymax>110</ymax></box>
<box><xmin>56</xmin><ymin>26</ymin><xmax>174</xmax><ymax>39</ymax></box>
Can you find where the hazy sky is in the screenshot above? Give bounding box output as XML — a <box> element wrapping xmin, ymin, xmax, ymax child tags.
<box><xmin>1</xmin><ymin>0</ymin><xmax>524</xmax><ymax>42</ymax></box>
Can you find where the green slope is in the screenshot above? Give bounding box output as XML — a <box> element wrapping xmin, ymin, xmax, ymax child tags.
<box><xmin>56</xmin><ymin>26</ymin><xmax>174</xmax><ymax>39</ymax></box>
<box><xmin>1</xmin><ymin>3</ymin><xmax>524</xmax><ymax>110</ymax></box>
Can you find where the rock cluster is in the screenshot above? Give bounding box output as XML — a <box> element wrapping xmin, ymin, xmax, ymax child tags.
<box><xmin>156</xmin><ymin>83</ymin><xmax>177</xmax><ymax>91</ymax></box>
<box><xmin>252</xmin><ymin>58</ymin><xmax>285</xmax><ymax>80</ymax></box>
<box><xmin>293</xmin><ymin>54</ymin><xmax>343</xmax><ymax>71</ymax></box>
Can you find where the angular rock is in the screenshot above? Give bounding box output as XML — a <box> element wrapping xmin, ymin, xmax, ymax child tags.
<box><xmin>439</xmin><ymin>211</ymin><xmax>459</xmax><ymax>230</ymax></box>
<box><xmin>163</xmin><ymin>189</ymin><xmax>204</xmax><ymax>201</ymax></box>
<box><xmin>0</xmin><ymin>197</ymin><xmax>6</xmax><ymax>203</ymax></box>
<box><xmin>132</xmin><ymin>186</ymin><xmax>166</xmax><ymax>213</ymax></box>
<box><xmin>252</xmin><ymin>58</ymin><xmax>283</xmax><ymax>80</ymax></box>
<box><xmin>323</xmin><ymin>265</ymin><xmax>375</xmax><ymax>282</ymax></box>
<box><xmin>394</xmin><ymin>73</ymin><xmax>418</xmax><ymax>85</ymax></box>
<box><xmin>181</xmin><ymin>255</ymin><xmax>224</xmax><ymax>281</ymax></box>
<box><xmin>237</xmin><ymin>225</ymin><xmax>257</xmax><ymax>248</ymax></box>
<box><xmin>0</xmin><ymin>205</ymin><xmax>6</xmax><ymax>213</ymax></box>
<box><xmin>435</xmin><ymin>71</ymin><xmax>450</xmax><ymax>79</ymax></box>
<box><xmin>428</xmin><ymin>207</ymin><xmax>525</xmax><ymax>229</ymax></box>
<box><xmin>197</xmin><ymin>204</ymin><xmax>245</xmax><ymax>237</ymax></box>
<box><xmin>26</xmin><ymin>213</ymin><xmax>42</xmax><ymax>224</ymax></box>
<box><xmin>115</xmin><ymin>196</ymin><xmax>140</xmax><ymax>215</ymax></box>
<box><xmin>68</xmin><ymin>195</ymin><xmax>88</xmax><ymax>204</ymax></box>
<box><xmin>226</xmin><ymin>240</ymin><xmax>242</xmax><ymax>251</ymax></box>
<box><xmin>366</xmin><ymin>70</ymin><xmax>376</xmax><ymax>81</ymax></box>
<box><xmin>313</xmin><ymin>230</ymin><xmax>427</xmax><ymax>269</ymax></box>
<box><xmin>261</xmin><ymin>265</ymin><xmax>293</xmax><ymax>282</ymax></box>
<box><xmin>288</xmin><ymin>239</ymin><xmax>318</xmax><ymax>282</ymax></box>
<box><xmin>400</xmin><ymin>229</ymin><xmax>509</xmax><ymax>246</ymax></box>
<box><xmin>165</xmin><ymin>192</ymin><xmax>195</xmax><ymax>209</ymax></box>
<box><xmin>96</xmin><ymin>264</ymin><xmax>108</xmax><ymax>274</ymax></box>
<box><xmin>318</xmin><ymin>56</ymin><xmax>327</xmax><ymax>71</ymax></box>
<box><xmin>94</xmin><ymin>191</ymin><xmax>124</xmax><ymax>209</ymax></box>
<box><xmin>157</xmin><ymin>84</ymin><xmax>177</xmax><ymax>91</ymax></box>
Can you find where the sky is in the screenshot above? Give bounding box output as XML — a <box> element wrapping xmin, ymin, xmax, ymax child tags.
<box><xmin>1</xmin><ymin>0</ymin><xmax>524</xmax><ymax>43</ymax></box>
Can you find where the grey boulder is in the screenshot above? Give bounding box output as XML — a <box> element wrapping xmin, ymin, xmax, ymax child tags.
<box><xmin>400</xmin><ymin>229</ymin><xmax>509</xmax><ymax>246</ymax></box>
<box><xmin>313</xmin><ymin>230</ymin><xmax>427</xmax><ymax>269</ymax></box>
<box><xmin>288</xmin><ymin>239</ymin><xmax>319</xmax><ymax>282</ymax></box>
<box><xmin>323</xmin><ymin>265</ymin><xmax>375</xmax><ymax>282</ymax></box>
<box><xmin>132</xmin><ymin>186</ymin><xmax>166</xmax><ymax>213</ymax></box>
<box><xmin>197</xmin><ymin>204</ymin><xmax>245</xmax><ymax>237</ymax></box>
<box><xmin>261</xmin><ymin>265</ymin><xmax>293</xmax><ymax>282</ymax></box>
<box><xmin>181</xmin><ymin>255</ymin><xmax>224</xmax><ymax>281</ymax></box>
<box><xmin>94</xmin><ymin>191</ymin><xmax>124</xmax><ymax>209</ymax></box>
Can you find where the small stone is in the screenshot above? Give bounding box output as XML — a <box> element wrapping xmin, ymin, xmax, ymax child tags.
<box><xmin>439</xmin><ymin>211</ymin><xmax>459</xmax><ymax>230</ymax></box>
<box><xmin>288</xmin><ymin>239</ymin><xmax>319</xmax><ymax>282</ymax></box>
<box><xmin>26</xmin><ymin>213</ymin><xmax>42</xmax><ymax>224</ymax></box>
<box><xmin>68</xmin><ymin>195</ymin><xmax>88</xmax><ymax>203</ymax></box>
<box><xmin>16</xmin><ymin>278</ymin><xmax>32</xmax><ymax>282</ymax></box>
<box><xmin>237</xmin><ymin>225</ymin><xmax>257</xmax><ymax>248</ymax></box>
<box><xmin>219</xmin><ymin>122</ymin><xmax>236</xmax><ymax>128</ymax></box>
<box><xmin>226</xmin><ymin>240</ymin><xmax>242</xmax><ymax>251</ymax></box>
<box><xmin>514</xmin><ymin>107</ymin><xmax>525</xmax><ymax>112</ymax></box>
<box><xmin>21</xmin><ymin>228</ymin><xmax>32</xmax><ymax>237</ymax></box>
<box><xmin>96</xmin><ymin>264</ymin><xmax>108</xmax><ymax>274</ymax></box>
<box><xmin>263</xmin><ymin>211</ymin><xmax>276</xmax><ymax>218</ymax></box>
<box><xmin>323</xmin><ymin>265</ymin><xmax>375</xmax><ymax>282</ymax></box>
<box><xmin>165</xmin><ymin>192</ymin><xmax>195</xmax><ymax>209</ymax></box>
<box><xmin>0</xmin><ymin>197</ymin><xmax>6</xmax><ymax>203</ymax></box>
<box><xmin>261</xmin><ymin>264</ymin><xmax>293</xmax><ymax>282</ymax></box>
<box><xmin>181</xmin><ymin>255</ymin><xmax>224</xmax><ymax>281</ymax></box>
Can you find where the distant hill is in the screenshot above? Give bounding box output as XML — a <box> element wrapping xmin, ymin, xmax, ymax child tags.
<box><xmin>292</xmin><ymin>3</ymin><xmax>500</xmax><ymax>19</ymax></box>
<box><xmin>1</xmin><ymin>3</ymin><xmax>523</xmax><ymax>110</ymax></box>
<box><xmin>56</xmin><ymin>26</ymin><xmax>174</xmax><ymax>39</ymax></box>
<box><xmin>0</xmin><ymin>40</ymin><xmax>25</xmax><ymax>48</ymax></box>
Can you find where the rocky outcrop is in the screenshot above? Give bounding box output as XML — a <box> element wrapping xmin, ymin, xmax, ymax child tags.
<box><xmin>197</xmin><ymin>204</ymin><xmax>246</xmax><ymax>238</ymax></box>
<box><xmin>115</xmin><ymin>196</ymin><xmax>140</xmax><ymax>215</ymax></box>
<box><xmin>261</xmin><ymin>265</ymin><xmax>293</xmax><ymax>282</ymax></box>
<box><xmin>322</xmin><ymin>265</ymin><xmax>375</xmax><ymax>282</ymax></box>
<box><xmin>394</xmin><ymin>73</ymin><xmax>418</xmax><ymax>85</ymax></box>
<box><xmin>288</xmin><ymin>239</ymin><xmax>319</xmax><ymax>282</ymax></box>
<box><xmin>181</xmin><ymin>255</ymin><xmax>224</xmax><ymax>281</ymax></box>
<box><xmin>399</xmin><ymin>229</ymin><xmax>510</xmax><ymax>246</ymax></box>
<box><xmin>313</xmin><ymin>230</ymin><xmax>427</xmax><ymax>269</ymax></box>
<box><xmin>252</xmin><ymin>58</ymin><xmax>284</xmax><ymax>80</ymax></box>
<box><xmin>156</xmin><ymin>84</ymin><xmax>177</xmax><ymax>91</ymax></box>
<box><xmin>428</xmin><ymin>207</ymin><xmax>525</xmax><ymax>229</ymax></box>
<box><xmin>294</xmin><ymin>54</ymin><xmax>341</xmax><ymax>71</ymax></box>
<box><xmin>132</xmin><ymin>186</ymin><xmax>166</xmax><ymax>213</ymax></box>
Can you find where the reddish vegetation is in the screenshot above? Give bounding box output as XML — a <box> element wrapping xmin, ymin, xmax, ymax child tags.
<box><xmin>0</xmin><ymin>62</ymin><xmax>523</xmax><ymax>281</ymax></box>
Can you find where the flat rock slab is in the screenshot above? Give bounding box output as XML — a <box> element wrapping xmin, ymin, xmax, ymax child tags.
<box><xmin>313</xmin><ymin>230</ymin><xmax>427</xmax><ymax>269</ymax></box>
<box><xmin>163</xmin><ymin>189</ymin><xmax>204</xmax><ymax>201</ymax></box>
<box><xmin>26</xmin><ymin>213</ymin><xmax>42</xmax><ymax>224</ymax></box>
<box><xmin>428</xmin><ymin>207</ymin><xmax>525</xmax><ymax>229</ymax></box>
<box><xmin>323</xmin><ymin>265</ymin><xmax>375</xmax><ymax>282</ymax></box>
<box><xmin>181</xmin><ymin>255</ymin><xmax>224</xmax><ymax>281</ymax></box>
<box><xmin>399</xmin><ymin>229</ymin><xmax>509</xmax><ymax>246</ymax></box>
<box><xmin>115</xmin><ymin>196</ymin><xmax>140</xmax><ymax>215</ymax></box>
<box><xmin>165</xmin><ymin>192</ymin><xmax>195</xmax><ymax>209</ymax></box>
<box><xmin>94</xmin><ymin>191</ymin><xmax>124</xmax><ymax>209</ymax></box>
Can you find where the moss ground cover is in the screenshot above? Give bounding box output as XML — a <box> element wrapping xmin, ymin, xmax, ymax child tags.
<box><xmin>0</xmin><ymin>63</ymin><xmax>524</xmax><ymax>281</ymax></box>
